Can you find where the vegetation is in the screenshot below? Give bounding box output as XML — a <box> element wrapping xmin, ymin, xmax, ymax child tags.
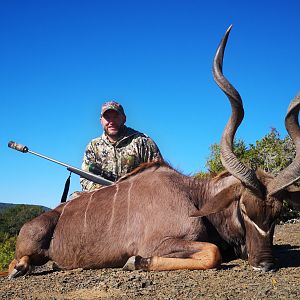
<box><xmin>0</xmin><ymin>235</ymin><xmax>16</xmax><ymax>271</ymax></box>
<box><xmin>0</xmin><ymin>204</ymin><xmax>46</xmax><ymax>271</ymax></box>
<box><xmin>196</xmin><ymin>128</ymin><xmax>300</xmax><ymax>221</ymax></box>
<box><xmin>203</xmin><ymin>128</ymin><xmax>296</xmax><ymax>175</ymax></box>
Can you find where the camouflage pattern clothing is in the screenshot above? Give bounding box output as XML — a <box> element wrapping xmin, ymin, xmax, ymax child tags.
<box><xmin>80</xmin><ymin>126</ymin><xmax>162</xmax><ymax>191</ymax></box>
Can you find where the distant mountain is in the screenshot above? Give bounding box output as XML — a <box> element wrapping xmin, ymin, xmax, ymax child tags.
<box><xmin>0</xmin><ymin>203</ymin><xmax>51</xmax><ymax>213</ymax></box>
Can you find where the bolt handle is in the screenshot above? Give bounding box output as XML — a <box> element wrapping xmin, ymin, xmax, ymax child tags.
<box><xmin>8</xmin><ymin>141</ymin><xmax>29</xmax><ymax>153</ymax></box>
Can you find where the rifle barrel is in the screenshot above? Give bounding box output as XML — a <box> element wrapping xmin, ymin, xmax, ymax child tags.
<box><xmin>28</xmin><ymin>150</ymin><xmax>70</xmax><ymax>168</ymax></box>
<box><xmin>8</xmin><ymin>141</ymin><xmax>113</xmax><ymax>186</ymax></box>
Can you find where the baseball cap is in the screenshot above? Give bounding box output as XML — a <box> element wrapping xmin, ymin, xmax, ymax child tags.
<box><xmin>101</xmin><ymin>101</ymin><xmax>125</xmax><ymax>117</ymax></box>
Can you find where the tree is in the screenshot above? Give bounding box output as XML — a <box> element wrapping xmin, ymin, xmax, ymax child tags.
<box><xmin>205</xmin><ymin>139</ymin><xmax>249</xmax><ymax>175</ymax></box>
<box><xmin>248</xmin><ymin>129</ymin><xmax>296</xmax><ymax>175</ymax></box>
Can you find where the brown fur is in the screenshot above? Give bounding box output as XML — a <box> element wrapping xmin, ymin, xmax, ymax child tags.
<box><xmin>8</xmin><ymin>163</ymin><xmax>295</xmax><ymax>277</ymax></box>
<box><xmin>118</xmin><ymin>160</ymin><xmax>168</xmax><ymax>181</ymax></box>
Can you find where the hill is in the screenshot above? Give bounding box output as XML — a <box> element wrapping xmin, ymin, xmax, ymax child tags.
<box><xmin>0</xmin><ymin>202</ymin><xmax>51</xmax><ymax>271</ymax></box>
<box><xmin>0</xmin><ymin>202</ymin><xmax>50</xmax><ymax>214</ymax></box>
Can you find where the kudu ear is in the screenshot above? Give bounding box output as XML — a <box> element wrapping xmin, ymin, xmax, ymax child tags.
<box><xmin>190</xmin><ymin>184</ymin><xmax>242</xmax><ymax>217</ymax></box>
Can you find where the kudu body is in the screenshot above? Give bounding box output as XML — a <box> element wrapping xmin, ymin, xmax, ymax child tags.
<box><xmin>8</xmin><ymin>26</ymin><xmax>300</xmax><ymax>278</ymax></box>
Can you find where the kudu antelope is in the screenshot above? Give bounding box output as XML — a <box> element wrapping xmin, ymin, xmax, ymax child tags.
<box><xmin>7</xmin><ymin>26</ymin><xmax>300</xmax><ymax>279</ymax></box>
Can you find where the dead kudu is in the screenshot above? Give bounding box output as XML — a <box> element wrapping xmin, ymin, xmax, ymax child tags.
<box><xmin>7</xmin><ymin>26</ymin><xmax>300</xmax><ymax>278</ymax></box>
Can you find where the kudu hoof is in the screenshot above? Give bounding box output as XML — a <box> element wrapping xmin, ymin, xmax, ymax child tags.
<box><xmin>123</xmin><ymin>256</ymin><xmax>137</xmax><ymax>271</ymax></box>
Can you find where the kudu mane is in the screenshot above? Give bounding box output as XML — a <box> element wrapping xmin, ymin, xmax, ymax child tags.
<box><xmin>118</xmin><ymin>160</ymin><xmax>173</xmax><ymax>182</ymax></box>
<box><xmin>118</xmin><ymin>160</ymin><xmax>227</xmax><ymax>183</ymax></box>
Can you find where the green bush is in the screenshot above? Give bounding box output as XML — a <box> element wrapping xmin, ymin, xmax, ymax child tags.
<box><xmin>0</xmin><ymin>235</ymin><xmax>17</xmax><ymax>271</ymax></box>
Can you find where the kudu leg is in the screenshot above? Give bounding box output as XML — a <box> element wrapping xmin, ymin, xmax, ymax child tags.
<box><xmin>7</xmin><ymin>256</ymin><xmax>32</xmax><ymax>279</ymax></box>
<box><xmin>123</xmin><ymin>240</ymin><xmax>222</xmax><ymax>271</ymax></box>
<box><xmin>8</xmin><ymin>209</ymin><xmax>62</xmax><ymax>279</ymax></box>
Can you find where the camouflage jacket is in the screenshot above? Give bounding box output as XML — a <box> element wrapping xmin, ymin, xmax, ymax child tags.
<box><xmin>80</xmin><ymin>126</ymin><xmax>162</xmax><ymax>191</ymax></box>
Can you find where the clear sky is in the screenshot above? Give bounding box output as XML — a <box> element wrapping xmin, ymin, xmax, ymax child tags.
<box><xmin>1</xmin><ymin>0</ymin><xmax>300</xmax><ymax>209</ymax></box>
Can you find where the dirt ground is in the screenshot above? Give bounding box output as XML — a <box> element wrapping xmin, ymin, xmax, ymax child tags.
<box><xmin>0</xmin><ymin>222</ymin><xmax>299</xmax><ymax>300</ymax></box>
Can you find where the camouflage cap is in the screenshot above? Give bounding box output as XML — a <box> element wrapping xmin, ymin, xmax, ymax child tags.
<box><xmin>101</xmin><ymin>101</ymin><xmax>126</xmax><ymax>117</ymax></box>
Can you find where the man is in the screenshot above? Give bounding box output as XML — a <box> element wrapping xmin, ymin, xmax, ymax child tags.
<box><xmin>80</xmin><ymin>100</ymin><xmax>163</xmax><ymax>191</ymax></box>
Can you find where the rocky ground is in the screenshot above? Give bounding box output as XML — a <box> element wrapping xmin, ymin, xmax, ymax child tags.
<box><xmin>1</xmin><ymin>222</ymin><xmax>299</xmax><ymax>300</ymax></box>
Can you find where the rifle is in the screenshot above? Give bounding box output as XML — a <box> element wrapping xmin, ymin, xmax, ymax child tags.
<box><xmin>8</xmin><ymin>141</ymin><xmax>114</xmax><ymax>187</ymax></box>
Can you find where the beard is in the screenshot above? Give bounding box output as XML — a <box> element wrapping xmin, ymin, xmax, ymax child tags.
<box><xmin>104</xmin><ymin>125</ymin><xmax>125</xmax><ymax>141</ymax></box>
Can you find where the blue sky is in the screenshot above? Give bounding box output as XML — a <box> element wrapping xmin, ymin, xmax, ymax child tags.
<box><xmin>1</xmin><ymin>0</ymin><xmax>300</xmax><ymax>208</ymax></box>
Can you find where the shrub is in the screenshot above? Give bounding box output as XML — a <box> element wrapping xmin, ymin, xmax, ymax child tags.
<box><xmin>0</xmin><ymin>235</ymin><xmax>17</xmax><ymax>271</ymax></box>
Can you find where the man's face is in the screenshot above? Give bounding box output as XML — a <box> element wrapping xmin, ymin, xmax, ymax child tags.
<box><xmin>100</xmin><ymin>110</ymin><xmax>126</xmax><ymax>139</ymax></box>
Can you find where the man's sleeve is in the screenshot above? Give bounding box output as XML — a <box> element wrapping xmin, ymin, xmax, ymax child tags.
<box><xmin>80</xmin><ymin>142</ymin><xmax>103</xmax><ymax>191</ymax></box>
<box><xmin>143</xmin><ymin>137</ymin><xmax>163</xmax><ymax>162</ymax></box>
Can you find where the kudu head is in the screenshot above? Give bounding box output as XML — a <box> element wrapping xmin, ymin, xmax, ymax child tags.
<box><xmin>199</xmin><ymin>26</ymin><xmax>300</xmax><ymax>272</ymax></box>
